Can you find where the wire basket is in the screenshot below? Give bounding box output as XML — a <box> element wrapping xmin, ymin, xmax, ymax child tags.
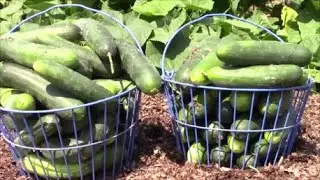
<box><xmin>0</xmin><ymin>4</ymin><xmax>142</xmax><ymax>179</ymax></box>
<box><xmin>161</xmin><ymin>14</ymin><xmax>314</xmax><ymax>169</ymax></box>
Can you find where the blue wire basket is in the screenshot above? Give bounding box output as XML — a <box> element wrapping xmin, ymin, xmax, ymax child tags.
<box><xmin>0</xmin><ymin>4</ymin><xmax>142</xmax><ymax>179</ymax></box>
<box><xmin>161</xmin><ymin>14</ymin><xmax>314</xmax><ymax>169</ymax></box>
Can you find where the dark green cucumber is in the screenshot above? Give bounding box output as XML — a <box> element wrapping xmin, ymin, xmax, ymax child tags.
<box><xmin>0</xmin><ymin>113</ymin><xmax>37</xmax><ymax>131</ymax></box>
<box><xmin>179</xmin><ymin>126</ymin><xmax>195</xmax><ymax>144</ymax></box>
<box><xmin>178</xmin><ymin>108</ymin><xmax>193</xmax><ymax>125</ymax></box>
<box><xmin>229</xmin><ymin>91</ymin><xmax>255</xmax><ymax>112</ymax></box>
<box><xmin>0</xmin><ymin>62</ymin><xmax>86</xmax><ymax>121</ymax></box>
<box><xmin>74</xmin><ymin>18</ymin><xmax>117</xmax><ymax>60</ymax></box>
<box><xmin>190</xmin><ymin>51</ymin><xmax>224</xmax><ymax>85</ymax></box>
<box><xmin>216</xmin><ymin>41</ymin><xmax>312</xmax><ymax>67</ymax></box>
<box><xmin>32</xmin><ymin>60</ymin><xmax>116</xmax><ymax>105</ymax></box>
<box><xmin>188</xmin><ymin>90</ymin><xmax>218</xmax><ymax>121</ymax></box>
<box><xmin>14</xmin><ymin>114</ymin><xmax>61</xmax><ymax>147</ymax></box>
<box><xmin>0</xmin><ymin>38</ymin><xmax>79</xmax><ymax>69</ymax></box>
<box><xmin>210</xmin><ymin>145</ymin><xmax>231</xmax><ymax>165</ymax></box>
<box><xmin>22</xmin><ymin>144</ymin><xmax>124</xmax><ymax>179</ymax></box>
<box><xmin>116</xmin><ymin>40</ymin><xmax>161</xmax><ymax>95</ymax></box>
<box><xmin>94</xmin><ymin>79</ymin><xmax>135</xmax><ymax>95</ymax></box>
<box><xmin>202</xmin><ymin>121</ymin><xmax>226</xmax><ymax>145</ymax></box>
<box><xmin>34</xmin><ymin>34</ymin><xmax>121</xmax><ymax>78</ymax></box>
<box><xmin>236</xmin><ymin>155</ymin><xmax>258</xmax><ymax>168</ymax></box>
<box><xmin>206</xmin><ymin>65</ymin><xmax>303</xmax><ymax>88</ymax></box>
<box><xmin>1</xmin><ymin>23</ymin><xmax>81</xmax><ymax>42</ymax></box>
<box><xmin>216</xmin><ymin>97</ymin><xmax>234</xmax><ymax>124</ymax></box>
<box><xmin>251</xmin><ymin>139</ymin><xmax>277</xmax><ymax>157</ymax></box>
<box><xmin>230</xmin><ymin>119</ymin><xmax>260</xmax><ymax>140</ymax></box>
<box><xmin>174</xmin><ymin>36</ymin><xmax>221</xmax><ymax>84</ymax></box>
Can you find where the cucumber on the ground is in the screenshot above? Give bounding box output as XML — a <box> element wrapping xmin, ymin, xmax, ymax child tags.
<box><xmin>94</xmin><ymin>79</ymin><xmax>135</xmax><ymax>95</ymax></box>
<box><xmin>230</xmin><ymin>119</ymin><xmax>260</xmax><ymax>140</ymax></box>
<box><xmin>227</xmin><ymin>135</ymin><xmax>245</xmax><ymax>154</ymax></box>
<box><xmin>1</xmin><ymin>23</ymin><xmax>81</xmax><ymax>42</ymax></box>
<box><xmin>174</xmin><ymin>37</ymin><xmax>221</xmax><ymax>84</ymax></box>
<box><xmin>229</xmin><ymin>91</ymin><xmax>255</xmax><ymax>112</ymax></box>
<box><xmin>116</xmin><ymin>40</ymin><xmax>161</xmax><ymax>95</ymax></box>
<box><xmin>22</xmin><ymin>144</ymin><xmax>124</xmax><ymax>179</ymax></box>
<box><xmin>0</xmin><ymin>62</ymin><xmax>86</xmax><ymax>121</ymax></box>
<box><xmin>0</xmin><ymin>38</ymin><xmax>79</xmax><ymax>69</ymax></box>
<box><xmin>34</xmin><ymin>34</ymin><xmax>121</xmax><ymax>78</ymax></box>
<box><xmin>32</xmin><ymin>60</ymin><xmax>116</xmax><ymax>105</ymax></box>
<box><xmin>205</xmin><ymin>65</ymin><xmax>303</xmax><ymax>88</ymax></box>
<box><xmin>190</xmin><ymin>51</ymin><xmax>224</xmax><ymax>85</ymax></box>
<box><xmin>258</xmin><ymin>91</ymin><xmax>293</xmax><ymax>119</ymax></box>
<box><xmin>14</xmin><ymin>114</ymin><xmax>61</xmax><ymax>147</ymax></box>
<box><xmin>210</xmin><ymin>145</ymin><xmax>231</xmax><ymax>165</ymax></box>
<box><xmin>216</xmin><ymin>41</ymin><xmax>312</xmax><ymax>67</ymax></box>
<box><xmin>236</xmin><ymin>154</ymin><xmax>258</xmax><ymax>168</ymax></box>
<box><xmin>187</xmin><ymin>142</ymin><xmax>206</xmax><ymax>163</ymax></box>
<box><xmin>202</xmin><ymin>121</ymin><xmax>226</xmax><ymax>145</ymax></box>
<box><xmin>74</xmin><ymin>18</ymin><xmax>117</xmax><ymax>60</ymax></box>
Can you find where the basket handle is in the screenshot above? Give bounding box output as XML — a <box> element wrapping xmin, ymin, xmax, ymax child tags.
<box><xmin>5</xmin><ymin>4</ymin><xmax>143</xmax><ymax>53</ymax></box>
<box><xmin>160</xmin><ymin>13</ymin><xmax>285</xmax><ymax>79</ymax></box>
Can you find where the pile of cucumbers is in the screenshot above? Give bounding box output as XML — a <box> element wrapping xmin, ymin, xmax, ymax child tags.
<box><xmin>0</xmin><ymin>18</ymin><xmax>161</xmax><ymax>178</ymax></box>
<box><xmin>174</xmin><ymin>40</ymin><xmax>312</xmax><ymax>168</ymax></box>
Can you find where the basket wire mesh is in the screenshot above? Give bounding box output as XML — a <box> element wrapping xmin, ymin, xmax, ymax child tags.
<box><xmin>0</xmin><ymin>4</ymin><xmax>143</xmax><ymax>180</ymax></box>
<box><xmin>160</xmin><ymin>14</ymin><xmax>314</xmax><ymax>169</ymax></box>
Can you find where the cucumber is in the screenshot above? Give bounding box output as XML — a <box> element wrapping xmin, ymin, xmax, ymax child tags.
<box><xmin>22</xmin><ymin>144</ymin><xmax>124</xmax><ymax>179</ymax></box>
<box><xmin>0</xmin><ymin>88</ymin><xmax>36</xmax><ymax>111</ymax></box>
<box><xmin>34</xmin><ymin>34</ymin><xmax>121</xmax><ymax>78</ymax></box>
<box><xmin>205</xmin><ymin>65</ymin><xmax>303</xmax><ymax>88</ymax></box>
<box><xmin>32</xmin><ymin>60</ymin><xmax>116</xmax><ymax>105</ymax></box>
<box><xmin>0</xmin><ymin>38</ymin><xmax>79</xmax><ymax>69</ymax></box>
<box><xmin>230</xmin><ymin>119</ymin><xmax>260</xmax><ymax>140</ymax></box>
<box><xmin>174</xmin><ymin>37</ymin><xmax>221</xmax><ymax>84</ymax></box>
<box><xmin>14</xmin><ymin>114</ymin><xmax>61</xmax><ymax>147</ymax></box>
<box><xmin>0</xmin><ymin>113</ymin><xmax>37</xmax><ymax>131</ymax></box>
<box><xmin>227</xmin><ymin>135</ymin><xmax>245</xmax><ymax>154</ymax></box>
<box><xmin>1</xmin><ymin>23</ymin><xmax>81</xmax><ymax>42</ymax></box>
<box><xmin>210</xmin><ymin>145</ymin><xmax>231</xmax><ymax>165</ymax></box>
<box><xmin>74</xmin><ymin>18</ymin><xmax>117</xmax><ymax>60</ymax></box>
<box><xmin>229</xmin><ymin>91</ymin><xmax>255</xmax><ymax>112</ymax></box>
<box><xmin>202</xmin><ymin>121</ymin><xmax>226</xmax><ymax>145</ymax></box>
<box><xmin>216</xmin><ymin>97</ymin><xmax>234</xmax><ymax>124</ymax></box>
<box><xmin>187</xmin><ymin>142</ymin><xmax>206</xmax><ymax>163</ymax></box>
<box><xmin>178</xmin><ymin>108</ymin><xmax>193</xmax><ymax>125</ymax></box>
<box><xmin>116</xmin><ymin>40</ymin><xmax>161</xmax><ymax>95</ymax></box>
<box><xmin>236</xmin><ymin>155</ymin><xmax>258</xmax><ymax>168</ymax></box>
<box><xmin>179</xmin><ymin>126</ymin><xmax>195</xmax><ymax>144</ymax></box>
<box><xmin>0</xmin><ymin>62</ymin><xmax>86</xmax><ymax>121</ymax></box>
<box><xmin>258</xmin><ymin>91</ymin><xmax>293</xmax><ymax>119</ymax></box>
<box><xmin>251</xmin><ymin>139</ymin><xmax>276</xmax><ymax>157</ymax></box>
<box><xmin>216</xmin><ymin>41</ymin><xmax>312</xmax><ymax>67</ymax></box>
<box><xmin>190</xmin><ymin>52</ymin><xmax>224</xmax><ymax>85</ymax></box>
<box><xmin>188</xmin><ymin>90</ymin><xmax>218</xmax><ymax>121</ymax></box>
<box><xmin>93</xmin><ymin>79</ymin><xmax>135</xmax><ymax>95</ymax></box>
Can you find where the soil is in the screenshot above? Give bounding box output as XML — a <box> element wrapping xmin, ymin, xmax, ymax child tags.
<box><xmin>0</xmin><ymin>93</ymin><xmax>319</xmax><ymax>180</ymax></box>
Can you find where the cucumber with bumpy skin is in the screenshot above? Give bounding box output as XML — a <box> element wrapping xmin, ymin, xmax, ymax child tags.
<box><xmin>116</xmin><ymin>40</ymin><xmax>161</xmax><ymax>95</ymax></box>
<box><xmin>0</xmin><ymin>62</ymin><xmax>86</xmax><ymax>121</ymax></box>
<box><xmin>0</xmin><ymin>38</ymin><xmax>79</xmax><ymax>69</ymax></box>
<box><xmin>216</xmin><ymin>41</ymin><xmax>312</xmax><ymax>67</ymax></box>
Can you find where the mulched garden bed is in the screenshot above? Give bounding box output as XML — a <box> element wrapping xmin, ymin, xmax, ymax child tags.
<box><xmin>0</xmin><ymin>93</ymin><xmax>319</xmax><ymax>180</ymax></box>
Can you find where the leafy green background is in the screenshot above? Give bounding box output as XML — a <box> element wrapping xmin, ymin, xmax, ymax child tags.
<box><xmin>0</xmin><ymin>0</ymin><xmax>319</xmax><ymax>92</ymax></box>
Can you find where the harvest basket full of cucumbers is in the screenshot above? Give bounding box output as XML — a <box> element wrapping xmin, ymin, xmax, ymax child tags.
<box><xmin>161</xmin><ymin>14</ymin><xmax>314</xmax><ymax>169</ymax></box>
<box><xmin>0</xmin><ymin>4</ymin><xmax>162</xmax><ymax>179</ymax></box>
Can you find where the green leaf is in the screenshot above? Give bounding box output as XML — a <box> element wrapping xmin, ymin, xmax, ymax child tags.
<box><xmin>65</xmin><ymin>0</ymin><xmax>98</xmax><ymax>8</ymax></box>
<box><xmin>229</xmin><ymin>0</ymin><xmax>240</xmax><ymax>14</ymax></box>
<box><xmin>24</xmin><ymin>0</ymin><xmax>61</xmax><ymax>11</ymax></box>
<box><xmin>151</xmin><ymin>8</ymin><xmax>187</xmax><ymax>44</ymax></box>
<box><xmin>248</xmin><ymin>9</ymin><xmax>280</xmax><ymax>34</ymax></box>
<box><xmin>299</xmin><ymin>34</ymin><xmax>320</xmax><ymax>55</ymax></box>
<box><xmin>125</xmin><ymin>17</ymin><xmax>154</xmax><ymax>46</ymax></box>
<box><xmin>277</xmin><ymin>21</ymin><xmax>301</xmax><ymax>43</ymax></box>
<box><xmin>19</xmin><ymin>22</ymin><xmax>40</xmax><ymax>32</ymax></box>
<box><xmin>0</xmin><ymin>1</ymin><xmax>24</xmax><ymax>20</ymax></box>
<box><xmin>297</xmin><ymin>4</ymin><xmax>320</xmax><ymax>40</ymax></box>
<box><xmin>0</xmin><ymin>21</ymin><xmax>12</xmax><ymax>35</ymax></box>
<box><xmin>181</xmin><ymin>0</ymin><xmax>214</xmax><ymax>11</ymax></box>
<box><xmin>281</xmin><ymin>5</ymin><xmax>298</xmax><ymax>26</ymax></box>
<box><xmin>145</xmin><ymin>40</ymin><xmax>167</xmax><ymax>69</ymax></box>
<box><xmin>132</xmin><ymin>0</ymin><xmax>183</xmax><ymax>16</ymax></box>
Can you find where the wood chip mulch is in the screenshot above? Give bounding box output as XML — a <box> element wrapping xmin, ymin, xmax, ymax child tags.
<box><xmin>0</xmin><ymin>93</ymin><xmax>319</xmax><ymax>180</ymax></box>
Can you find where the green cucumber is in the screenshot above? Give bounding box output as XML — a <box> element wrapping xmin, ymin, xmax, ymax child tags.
<box><xmin>258</xmin><ymin>91</ymin><xmax>293</xmax><ymax>119</ymax></box>
<box><xmin>230</xmin><ymin>119</ymin><xmax>260</xmax><ymax>140</ymax></box>
<box><xmin>22</xmin><ymin>144</ymin><xmax>124</xmax><ymax>179</ymax></box>
<box><xmin>236</xmin><ymin>155</ymin><xmax>258</xmax><ymax>168</ymax></box>
<box><xmin>187</xmin><ymin>142</ymin><xmax>206</xmax><ymax>163</ymax></box>
<box><xmin>0</xmin><ymin>62</ymin><xmax>86</xmax><ymax>121</ymax></box>
<box><xmin>0</xmin><ymin>38</ymin><xmax>79</xmax><ymax>69</ymax></box>
<box><xmin>178</xmin><ymin>108</ymin><xmax>193</xmax><ymax>125</ymax></box>
<box><xmin>202</xmin><ymin>121</ymin><xmax>226</xmax><ymax>145</ymax></box>
<box><xmin>34</xmin><ymin>34</ymin><xmax>121</xmax><ymax>78</ymax></box>
<box><xmin>0</xmin><ymin>113</ymin><xmax>37</xmax><ymax>131</ymax></box>
<box><xmin>251</xmin><ymin>139</ymin><xmax>276</xmax><ymax>157</ymax></box>
<box><xmin>179</xmin><ymin>126</ymin><xmax>195</xmax><ymax>144</ymax></box>
<box><xmin>216</xmin><ymin>41</ymin><xmax>312</xmax><ymax>67</ymax></box>
<box><xmin>94</xmin><ymin>79</ymin><xmax>135</xmax><ymax>95</ymax></box>
<box><xmin>227</xmin><ymin>135</ymin><xmax>245</xmax><ymax>154</ymax></box>
<box><xmin>206</xmin><ymin>65</ymin><xmax>303</xmax><ymax>88</ymax></box>
<box><xmin>210</xmin><ymin>145</ymin><xmax>231</xmax><ymax>165</ymax></box>
<box><xmin>1</xmin><ymin>23</ymin><xmax>81</xmax><ymax>42</ymax></box>
<box><xmin>74</xmin><ymin>18</ymin><xmax>117</xmax><ymax>60</ymax></box>
<box><xmin>216</xmin><ymin>97</ymin><xmax>234</xmax><ymax>124</ymax></box>
<box><xmin>14</xmin><ymin>114</ymin><xmax>61</xmax><ymax>147</ymax></box>
<box><xmin>0</xmin><ymin>88</ymin><xmax>36</xmax><ymax>111</ymax></box>
<box><xmin>32</xmin><ymin>60</ymin><xmax>116</xmax><ymax>105</ymax></box>
<box><xmin>188</xmin><ymin>90</ymin><xmax>218</xmax><ymax>121</ymax></box>
<box><xmin>229</xmin><ymin>91</ymin><xmax>255</xmax><ymax>112</ymax></box>
<box><xmin>116</xmin><ymin>40</ymin><xmax>161</xmax><ymax>95</ymax></box>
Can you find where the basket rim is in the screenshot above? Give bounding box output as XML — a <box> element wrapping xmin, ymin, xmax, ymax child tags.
<box><xmin>0</xmin><ymin>4</ymin><xmax>143</xmax><ymax>114</ymax></box>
